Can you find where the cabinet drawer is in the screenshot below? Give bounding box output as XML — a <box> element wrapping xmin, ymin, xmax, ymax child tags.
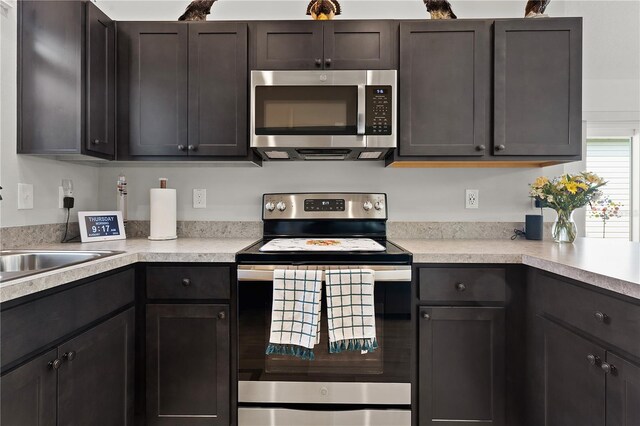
<box><xmin>536</xmin><ymin>272</ymin><xmax>640</xmax><ymax>357</ymax></box>
<box><xmin>146</xmin><ymin>266</ymin><xmax>230</xmax><ymax>300</ymax></box>
<box><xmin>1</xmin><ymin>268</ymin><xmax>134</xmax><ymax>370</ymax></box>
<box><xmin>419</xmin><ymin>268</ymin><xmax>506</xmax><ymax>303</ymax></box>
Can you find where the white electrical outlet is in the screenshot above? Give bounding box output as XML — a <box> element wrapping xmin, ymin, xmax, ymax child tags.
<box><xmin>18</xmin><ymin>183</ymin><xmax>34</xmax><ymax>210</ymax></box>
<box><xmin>193</xmin><ymin>189</ymin><xmax>206</xmax><ymax>209</ymax></box>
<box><xmin>465</xmin><ymin>189</ymin><xmax>479</xmax><ymax>209</ymax></box>
<box><xmin>58</xmin><ymin>186</ymin><xmax>65</xmax><ymax>208</ymax></box>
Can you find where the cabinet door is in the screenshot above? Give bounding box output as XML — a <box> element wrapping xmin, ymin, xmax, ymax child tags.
<box><xmin>540</xmin><ymin>319</ymin><xmax>605</xmax><ymax>426</ymax></box>
<box><xmin>252</xmin><ymin>21</ymin><xmax>324</xmax><ymax>70</ymax></box>
<box><xmin>606</xmin><ymin>353</ymin><xmax>640</xmax><ymax>426</ymax></box>
<box><xmin>85</xmin><ymin>2</ymin><xmax>115</xmax><ymax>158</ymax></box>
<box><xmin>0</xmin><ymin>349</ymin><xmax>57</xmax><ymax>426</ymax></box>
<box><xmin>58</xmin><ymin>308</ymin><xmax>135</xmax><ymax>426</ymax></box>
<box><xmin>418</xmin><ymin>307</ymin><xmax>505</xmax><ymax>425</ymax></box>
<box><xmin>323</xmin><ymin>21</ymin><xmax>395</xmax><ymax>70</ymax></box>
<box><xmin>18</xmin><ymin>1</ymin><xmax>83</xmax><ymax>154</ymax></box>
<box><xmin>399</xmin><ymin>21</ymin><xmax>491</xmax><ymax>156</ymax></box>
<box><xmin>146</xmin><ymin>304</ymin><xmax>230</xmax><ymax>426</ymax></box>
<box><xmin>494</xmin><ymin>18</ymin><xmax>582</xmax><ymax>156</ymax></box>
<box><xmin>188</xmin><ymin>23</ymin><xmax>247</xmax><ymax>157</ymax></box>
<box><xmin>118</xmin><ymin>22</ymin><xmax>188</xmax><ymax>156</ymax></box>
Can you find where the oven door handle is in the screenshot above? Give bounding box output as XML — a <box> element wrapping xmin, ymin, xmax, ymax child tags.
<box><xmin>357</xmin><ymin>84</ymin><xmax>366</xmax><ymax>135</ymax></box>
<box><xmin>237</xmin><ymin>268</ymin><xmax>411</xmax><ymax>282</ymax></box>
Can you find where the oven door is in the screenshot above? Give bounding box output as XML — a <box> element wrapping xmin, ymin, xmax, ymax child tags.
<box><xmin>237</xmin><ymin>265</ymin><xmax>412</xmax><ymax>406</ymax></box>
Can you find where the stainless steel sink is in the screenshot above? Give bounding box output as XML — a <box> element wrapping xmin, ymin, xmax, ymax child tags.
<box><xmin>0</xmin><ymin>250</ymin><xmax>123</xmax><ymax>282</ymax></box>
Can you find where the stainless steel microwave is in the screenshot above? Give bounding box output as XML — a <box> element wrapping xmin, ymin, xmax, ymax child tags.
<box><xmin>250</xmin><ymin>70</ymin><xmax>397</xmax><ymax>161</ymax></box>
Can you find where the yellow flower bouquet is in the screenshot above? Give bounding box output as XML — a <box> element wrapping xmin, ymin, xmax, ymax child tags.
<box><xmin>529</xmin><ymin>172</ymin><xmax>606</xmax><ymax>242</ymax></box>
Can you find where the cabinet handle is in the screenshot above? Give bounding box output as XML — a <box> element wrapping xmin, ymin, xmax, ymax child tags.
<box><xmin>315</xmin><ymin>58</ymin><xmax>322</xmax><ymax>67</ymax></box>
<box><xmin>594</xmin><ymin>311</ymin><xmax>608</xmax><ymax>323</ymax></box>
<box><xmin>63</xmin><ymin>351</ymin><xmax>76</xmax><ymax>362</ymax></box>
<box><xmin>455</xmin><ymin>282</ymin><xmax>466</xmax><ymax>292</ymax></box>
<box><xmin>178</xmin><ymin>144</ymin><xmax>187</xmax><ymax>151</ymax></box>
<box><xmin>48</xmin><ymin>359</ymin><xmax>62</xmax><ymax>370</ymax></box>
<box><xmin>421</xmin><ymin>311</ymin><xmax>431</xmax><ymax>320</ymax></box>
<box><xmin>601</xmin><ymin>362</ymin><xmax>616</xmax><ymax>375</ymax></box>
<box><xmin>476</xmin><ymin>145</ymin><xmax>486</xmax><ymax>152</ymax></box>
<box><xmin>91</xmin><ymin>139</ymin><xmax>101</xmax><ymax>145</ymax></box>
<box><xmin>586</xmin><ymin>354</ymin><xmax>601</xmax><ymax>366</ymax></box>
<box><xmin>181</xmin><ymin>278</ymin><xmax>191</xmax><ymax>287</ymax></box>
<box><xmin>218</xmin><ymin>311</ymin><xmax>226</xmax><ymax>320</ymax></box>
<box><xmin>495</xmin><ymin>144</ymin><xmax>506</xmax><ymax>152</ymax></box>
<box><xmin>188</xmin><ymin>145</ymin><xmax>198</xmax><ymax>152</ymax></box>
<box><xmin>325</xmin><ymin>58</ymin><xmax>332</xmax><ymax>67</ymax></box>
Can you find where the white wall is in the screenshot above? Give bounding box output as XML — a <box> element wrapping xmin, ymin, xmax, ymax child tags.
<box><xmin>3</xmin><ymin>0</ymin><xmax>639</xmax><ymax>227</ymax></box>
<box><xmin>0</xmin><ymin>5</ymin><xmax>100</xmax><ymax>228</ymax></box>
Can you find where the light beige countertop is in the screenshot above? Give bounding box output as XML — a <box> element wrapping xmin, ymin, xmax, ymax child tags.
<box><xmin>0</xmin><ymin>238</ymin><xmax>256</xmax><ymax>303</ymax></box>
<box><xmin>396</xmin><ymin>238</ymin><xmax>640</xmax><ymax>299</ymax></box>
<box><xmin>1</xmin><ymin>237</ymin><xmax>638</xmax><ymax>303</ymax></box>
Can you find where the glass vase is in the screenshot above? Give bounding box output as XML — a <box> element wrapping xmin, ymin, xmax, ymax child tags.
<box><xmin>552</xmin><ymin>209</ymin><xmax>577</xmax><ymax>243</ymax></box>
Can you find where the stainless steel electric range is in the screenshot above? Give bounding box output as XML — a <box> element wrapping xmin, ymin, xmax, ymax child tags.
<box><xmin>236</xmin><ymin>193</ymin><xmax>412</xmax><ymax>426</ymax></box>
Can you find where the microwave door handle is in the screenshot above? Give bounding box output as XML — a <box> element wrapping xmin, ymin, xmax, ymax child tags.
<box><xmin>357</xmin><ymin>85</ymin><xmax>366</xmax><ymax>135</ymax></box>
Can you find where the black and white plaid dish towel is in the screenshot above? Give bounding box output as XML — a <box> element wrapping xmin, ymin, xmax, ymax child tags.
<box><xmin>325</xmin><ymin>269</ymin><xmax>378</xmax><ymax>354</ymax></box>
<box><xmin>266</xmin><ymin>269</ymin><xmax>322</xmax><ymax>360</ymax></box>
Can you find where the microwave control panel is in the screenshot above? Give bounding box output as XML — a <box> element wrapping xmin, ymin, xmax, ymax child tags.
<box><xmin>365</xmin><ymin>86</ymin><xmax>392</xmax><ymax>135</ymax></box>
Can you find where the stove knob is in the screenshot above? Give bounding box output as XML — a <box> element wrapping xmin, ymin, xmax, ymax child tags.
<box><xmin>265</xmin><ymin>202</ymin><xmax>275</xmax><ymax>212</ymax></box>
<box><xmin>276</xmin><ymin>201</ymin><xmax>287</xmax><ymax>212</ymax></box>
<box><xmin>374</xmin><ymin>201</ymin><xmax>384</xmax><ymax>211</ymax></box>
<box><xmin>363</xmin><ymin>201</ymin><xmax>373</xmax><ymax>211</ymax></box>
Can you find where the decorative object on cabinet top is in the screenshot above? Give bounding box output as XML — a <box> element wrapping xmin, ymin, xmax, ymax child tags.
<box><xmin>178</xmin><ymin>0</ymin><xmax>216</xmax><ymax>21</ymax></box>
<box><xmin>306</xmin><ymin>0</ymin><xmax>342</xmax><ymax>20</ymax></box>
<box><xmin>424</xmin><ymin>0</ymin><xmax>457</xmax><ymax>19</ymax></box>
<box><xmin>525</xmin><ymin>0</ymin><xmax>551</xmax><ymax>17</ymax></box>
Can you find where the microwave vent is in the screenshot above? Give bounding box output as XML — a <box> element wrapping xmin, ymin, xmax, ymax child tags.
<box><xmin>358</xmin><ymin>151</ymin><xmax>383</xmax><ymax>160</ymax></box>
<box><xmin>265</xmin><ymin>151</ymin><xmax>290</xmax><ymax>159</ymax></box>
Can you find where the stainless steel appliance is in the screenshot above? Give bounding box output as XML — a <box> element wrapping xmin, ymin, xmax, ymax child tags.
<box><xmin>251</xmin><ymin>71</ymin><xmax>397</xmax><ymax>161</ymax></box>
<box><xmin>236</xmin><ymin>193</ymin><xmax>412</xmax><ymax>426</ymax></box>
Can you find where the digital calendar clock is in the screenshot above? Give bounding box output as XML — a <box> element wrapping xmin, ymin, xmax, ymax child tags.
<box><xmin>78</xmin><ymin>211</ymin><xmax>126</xmax><ymax>242</ymax></box>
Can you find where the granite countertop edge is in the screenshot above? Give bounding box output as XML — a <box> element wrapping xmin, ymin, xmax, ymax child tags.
<box><xmin>1</xmin><ymin>238</ymin><xmax>638</xmax><ymax>303</ymax></box>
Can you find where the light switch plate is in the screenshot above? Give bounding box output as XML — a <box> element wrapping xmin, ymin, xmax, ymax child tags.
<box><xmin>193</xmin><ymin>189</ymin><xmax>206</xmax><ymax>209</ymax></box>
<box><xmin>18</xmin><ymin>183</ymin><xmax>34</xmax><ymax>209</ymax></box>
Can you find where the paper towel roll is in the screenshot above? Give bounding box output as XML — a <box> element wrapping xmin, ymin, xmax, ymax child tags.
<box><xmin>149</xmin><ymin>188</ymin><xmax>177</xmax><ymax>240</ymax></box>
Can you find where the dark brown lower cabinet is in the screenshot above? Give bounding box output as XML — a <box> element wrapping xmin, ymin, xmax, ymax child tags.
<box><xmin>606</xmin><ymin>353</ymin><xmax>640</xmax><ymax>426</ymax></box>
<box><xmin>0</xmin><ymin>349</ymin><xmax>57</xmax><ymax>426</ymax></box>
<box><xmin>418</xmin><ymin>306</ymin><xmax>505</xmax><ymax>426</ymax></box>
<box><xmin>0</xmin><ymin>308</ymin><xmax>134</xmax><ymax>426</ymax></box>
<box><xmin>540</xmin><ymin>319</ymin><xmax>606</xmax><ymax>426</ymax></box>
<box><xmin>146</xmin><ymin>304</ymin><xmax>230</xmax><ymax>426</ymax></box>
<box><xmin>58</xmin><ymin>308</ymin><xmax>135</xmax><ymax>426</ymax></box>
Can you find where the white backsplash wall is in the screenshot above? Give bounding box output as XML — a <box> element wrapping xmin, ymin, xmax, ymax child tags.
<box><xmin>98</xmin><ymin>162</ymin><xmax>573</xmax><ymax>222</ymax></box>
<box><xmin>0</xmin><ymin>5</ymin><xmax>100</xmax><ymax>228</ymax></box>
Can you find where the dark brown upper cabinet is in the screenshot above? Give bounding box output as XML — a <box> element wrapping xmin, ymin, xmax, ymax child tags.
<box><xmin>493</xmin><ymin>18</ymin><xmax>582</xmax><ymax>157</ymax></box>
<box><xmin>117</xmin><ymin>22</ymin><xmax>189</xmax><ymax>157</ymax></box>
<box><xmin>18</xmin><ymin>1</ymin><xmax>115</xmax><ymax>159</ymax></box>
<box><xmin>399</xmin><ymin>21</ymin><xmax>491</xmax><ymax>157</ymax></box>
<box><xmin>188</xmin><ymin>23</ymin><xmax>248</xmax><ymax>157</ymax></box>
<box><xmin>251</xmin><ymin>21</ymin><xmax>396</xmax><ymax>70</ymax></box>
<box><xmin>117</xmin><ymin>22</ymin><xmax>250</xmax><ymax>159</ymax></box>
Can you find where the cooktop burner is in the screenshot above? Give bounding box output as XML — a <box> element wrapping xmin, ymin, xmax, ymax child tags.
<box><xmin>236</xmin><ymin>239</ymin><xmax>411</xmax><ymax>265</ymax></box>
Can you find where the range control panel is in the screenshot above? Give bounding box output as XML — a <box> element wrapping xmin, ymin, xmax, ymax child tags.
<box><xmin>365</xmin><ymin>86</ymin><xmax>392</xmax><ymax>135</ymax></box>
<box><xmin>263</xmin><ymin>193</ymin><xmax>387</xmax><ymax>220</ymax></box>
